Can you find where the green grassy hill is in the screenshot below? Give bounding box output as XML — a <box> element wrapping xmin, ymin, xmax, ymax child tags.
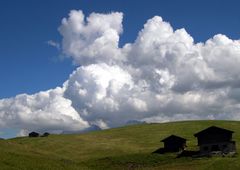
<box><xmin>0</xmin><ymin>120</ymin><xmax>240</xmax><ymax>170</ymax></box>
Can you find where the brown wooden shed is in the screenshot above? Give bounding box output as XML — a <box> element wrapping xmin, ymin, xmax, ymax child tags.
<box><xmin>194</xmin><ymin>126</ymin><xmax>236</xmax><ymax>154</ymax></box>
<box><xmin>29</xmin><ymin>131</ymin><xmax>39</xmax><ymax>137</ymax></box>
<box><xmin>161</xmin><ymin>135</ymin><xmax>187</xmax><ymax>152</ymax></box>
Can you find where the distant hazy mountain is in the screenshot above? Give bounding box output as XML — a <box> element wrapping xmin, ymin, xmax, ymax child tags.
<box><xmin>62</xmin><ymin>124</ymin><xmax>102</xmax><ymax>134</ymax></box>
<box><xmin>82</xmin><ymin>124</ymin><xmax>102</xmax><ymax>132</ymax></box>
<box><xmin>125</xmin><ymin>120</ymin><xmax>146</xmax><ymax>125</ymax></box>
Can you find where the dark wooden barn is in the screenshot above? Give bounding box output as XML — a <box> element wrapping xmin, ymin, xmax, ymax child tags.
<box><xmin>194</xmin><ymin>126</ymin><xmax>236</xmax><ymax>154</ymax></box>
<box><xmin>41</xmin><ymin>132</ymin><xmax>50</xmax><ymax>137</ymax></box>
<box><xmin>28</xmin><ymin>131</ymin><xmax>39</xmax><ymax>137</ymax></box>
<box><xmin>161</xmin><ymin>135</ymin><xmax>187</xmax><ymax>152</ymax></box>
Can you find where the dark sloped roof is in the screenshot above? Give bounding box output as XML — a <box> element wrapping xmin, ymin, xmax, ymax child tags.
<box><xmin>29</xmin><ymin>131</ymin><xmax>39</xmax><ymax>135</ymax></box>
<box><xmin>161</xmin><ymin>135</ymin><xmax>186</xmax><ymax>142</ymax></box>
<box><xmin>194</xmin><ymin>126</ymin><xmax>234</xmax><ymax>137</ymax></box>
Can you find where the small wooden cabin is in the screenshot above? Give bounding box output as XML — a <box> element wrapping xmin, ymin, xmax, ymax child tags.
<box><xmin>41</xmin><ymin>132</ymin><xmax>50</xmax><ymax>137</ymax></box>
<box><xmin>194</xmin><ymin>126</ymin><xmax>236</xmax><ymax>154</ymax></box>
<box><xmin>161</xmin><ymin>135</ymin><xmax>187</xmax><ymax>152</ymax></box>
<box><xmin>29</xmin><ymin>131</ymin><xmax>39</xmax><ymax>137</ymax></box>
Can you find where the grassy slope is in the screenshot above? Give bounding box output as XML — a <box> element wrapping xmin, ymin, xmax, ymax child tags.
<box><xmin>0</xmin><ymin>120</ymin><xmax>240</xmax><ymax>170</ymax></box>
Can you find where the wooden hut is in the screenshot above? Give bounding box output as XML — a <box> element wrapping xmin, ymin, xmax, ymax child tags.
<box><xmin>41</xmin><ymin>132</ymin><xmax>50</xmax><ymax>137</ymax></box>
<box><xmin>28</xmin><ymin>131</ymin><xmax>39</xmax><ymax>137</ymax></box>
<box><xmin>194</xmin><ymin>126</ymin><xmax>236</xmax><ymax>154</ymax></box>
<box><xmin>161</xmin><ymin>135</ymin><xmax>187</xmax><ymax>152</ymax></box>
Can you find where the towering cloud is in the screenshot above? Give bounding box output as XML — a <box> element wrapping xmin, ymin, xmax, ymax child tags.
<box><xmin>1</xmin><ymin>10</ymin><xmax>240</xmax><ymax>136</ymax></box>
<box><xmin>59</xmin><ymin>10</ymin><xmax>124</xmax><ymax>65</ymax></box>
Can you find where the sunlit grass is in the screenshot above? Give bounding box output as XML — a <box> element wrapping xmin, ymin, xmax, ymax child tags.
<box><xmin>0</xmin><ymin>120</ymin><xmax>239</xmax><ymax>169</ymax></box>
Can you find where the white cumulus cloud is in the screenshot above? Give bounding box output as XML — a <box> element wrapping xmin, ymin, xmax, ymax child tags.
<box><xmin>1</xmin><ymin>10</ymin><xmax>240</xmax><ymax>136</ymax></box>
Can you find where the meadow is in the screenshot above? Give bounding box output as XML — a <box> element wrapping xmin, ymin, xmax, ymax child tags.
<box><xmin>0</xmin><ymin>120</ymin><xmax>240</xmax><ymax>170</ymax></box>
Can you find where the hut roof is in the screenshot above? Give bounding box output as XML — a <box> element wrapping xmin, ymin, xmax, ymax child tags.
<box><xmin>29</xmin><ymin>131</ymin><xmax>39</xmax><ymax>135</ymax></box>
<box><xmin>161</xmin><ymin>135</ymin><xmax>186</xmax><ymax>142</ymax></box>
<box><xmin>194</xmin><ymin>126</ymin><xmax>234</xmax><ymax>137</ymax></box>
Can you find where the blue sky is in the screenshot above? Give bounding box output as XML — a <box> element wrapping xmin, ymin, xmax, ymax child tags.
<box><xmin>0</xmin><ymin>0</ymin><xmax>240</xmax><ymax>138</ymax></box>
